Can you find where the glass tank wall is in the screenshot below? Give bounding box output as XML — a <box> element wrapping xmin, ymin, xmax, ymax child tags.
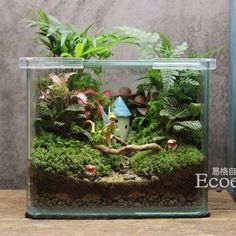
<box><xmin>20</xmin><ymin>58</ymin><xmax>216</xmax><ymax>218</ymax></box>
<box><xmin>229</xmin><ymin>0</ymin><xmax>236</xmax><ymax>200</ymax></box>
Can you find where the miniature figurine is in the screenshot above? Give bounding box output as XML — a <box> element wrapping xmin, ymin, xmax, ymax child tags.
<box><xmin>101</xmin><ymin>113</ymin><xmax>118</xmax><ymax>146</ymax></box>
<box><xmin>167</xmin><ymin>139</ymin><xmax>177</xmax><ymax>150</ymax></box>
<box><xmin>85</xmin><ymin>164</ymin><xmax>96</xmax><ymax>176</ymax></box>
<box><xmin>112</xmin><ymin>96</ymin><xmax>132</xmax><ymax>140</ymax></box>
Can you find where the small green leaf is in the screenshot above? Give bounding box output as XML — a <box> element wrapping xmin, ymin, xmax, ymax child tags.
<box><xmin>189</xmin><ymin>103</ymin><xmax>202</xmax><ymax>119</ymax></box>
<box><xmin>60</xmin><ymin>33</ymin><xmax>67</xmax><ymax>46</ymax></box>
<box><xmin>65</xmin><ymin>104</ymin><xmax>85</xmax><ymax>112</ymax></box>
<box><xmin>175</xmin><ymin>120</ymin><xmax>202</xmax><ymax>131</ymax></box>
<box><xmin>81</xmin><ymin>47</ymin><xmax>109</xmax><ymax>56</ymax></box>
<box><xmin>61</xmin><ymin>52</ymin><xmax>73</xmax><ymax>57</ymax></box>
<box><xmin>80</xmin><ymin>23</ymin><xmax>93</xmax><ymax>37</ymax></box>
<box><xmin>54</xmin><ymin>121</ymin><xmax>65</xmax><ymax>127</ymax></box>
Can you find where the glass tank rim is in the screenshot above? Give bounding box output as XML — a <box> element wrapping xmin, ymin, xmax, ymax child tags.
<box><xmin>19</xmin><ymin>57</ymin><xmax>216</xmax><ymax>70</ymax></box>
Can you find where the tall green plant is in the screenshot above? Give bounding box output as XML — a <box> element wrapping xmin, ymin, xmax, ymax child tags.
<box><xmin>27</xmin><ymin>9</ymin><xmax>136</xmax><ymax>58</ymax></box>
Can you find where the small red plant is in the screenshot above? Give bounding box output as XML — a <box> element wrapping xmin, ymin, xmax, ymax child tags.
<box><xmin>102</xmin><ymin>90</ymin><xmax>112</xmax><ymax>99</ymax></box>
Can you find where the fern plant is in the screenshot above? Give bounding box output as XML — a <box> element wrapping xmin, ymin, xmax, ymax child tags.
<box><xmin>159</xmin><ymin>97</ymin><xmax>202</xmax><ymax>135</ymax></box>
<box><xmin>120</xmin><ymin>27</ymin><xmax>208</xmax><ymax>146</ymax></box>
<box><xmin>129</xmin><ymin>96</ymin><xmax>202</xmax><ymax>146</ymax></box>
<box><xmin>118</xmin><ymin>26</ymin><xmax>188</xmax><ymax>59</ymax></box>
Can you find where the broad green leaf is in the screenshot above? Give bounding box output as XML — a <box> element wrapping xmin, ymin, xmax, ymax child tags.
<box><xmin>161</xmin><ymin>70</ymin><xmax>179</xmax><ymax>91</ymax></box>
<box><xmin>182</xmin><ymin>78</ymin><xmax>199</xmax><ymax>86</ymax></box>
<box><xmin>173</xmin><ymin>125</ymin><xmax>185</xmax><ymax>132</ymax></box>
<box><xmin>74</xmin><ymin>43</ymin><xmax>85</xmax><ymax>58</ymax></box>
<box><xmin>175</xmin><ymin>120</ymin><xmax>202</xmax><ymax>131</ymax></box>
<box><xmin>160</xmin><ymin>97</ymin><xmax>190</xmax><ymax>120</ymax></box>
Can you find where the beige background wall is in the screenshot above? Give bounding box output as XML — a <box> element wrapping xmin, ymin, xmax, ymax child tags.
<box><xmin>0</xmin><ymin>0</ymin><xmax>228</xmax><ymax>188</ymax></box>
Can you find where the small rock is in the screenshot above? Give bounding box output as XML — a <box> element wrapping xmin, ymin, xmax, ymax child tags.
<box><xmin>66</xmin><ymin>199</ymin><xmax>72</xmax><ymax>205</ymax></box>
<box><xmin>192</xmin><ymin>201</ymin><xmax>198</xmax><ymax>207</ymax></box>
<box><xmin>58</xmin><ymin>201</ymin><xmax>63</xmax><ymax>206</ymax></box>
<box><xmin>134</xmin><ymin>202</ymin><xmax>141</xmax><ymax>207</ymax></box>
<box><xmin>124</xmin><ymin>175</ymin><xmax>136</xmax><ymax>181</ymax></box>
<box><xmin>77</xmin><ymin>171</ymin><xmax>84</xmax><ymax>178</ymax></box>
<box><xmin>178</xmin><ymin>195</ymin><xmax>186</xmax><ymax>204</ymax></box>
<box><xmin>169</xmin><ymin>200</ymin><xmax>174</xmax><ymax>206</ymax></box>
<box><xmin>94</xmin><ymin>177</ymin><xmax>102</xmax><ymax>182</ymax></box>
<box><xmin>141</xmin><ymin>171</ymin><xmax>151</xmax><ymax>179</ymax></box>
<box><xmin>119</xmin><ymin>168</ymin><xmax>128</xmax><ymax>174</ymax></box>
<box><xmin>127</xmin><ymin>200</ymin><xmax>133</xmax><ymax>206</ymax></box>
<box><xmin>135</xmin><ymin>177</ymin><xmax>143</xmax><ymax>182</ymax></box>
<box><xmin>151</xmin><ymin>176</ymin><xmax>159</xmax><ymax>181</ymax></box>
<box><xmin>176</xmin><ymin>202</ymin><xmax>182</xmax><ymax>207</ymax></box>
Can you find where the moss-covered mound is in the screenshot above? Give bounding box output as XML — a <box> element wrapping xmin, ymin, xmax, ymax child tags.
<box><xmin>131</xmin><ymin>146</ymin><xmax>204</xmax><ymax>178</ymax></box>
<box><xmin>31</xmin><ymin>133</ymin><xmax>122</xmax><ymax>178</ymax></box>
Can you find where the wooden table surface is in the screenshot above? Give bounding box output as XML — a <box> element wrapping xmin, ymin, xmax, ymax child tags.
<box><xmin>0</xmin><ymin>190</ymin><xmax>235</xmax><ymax>236</ymax></box>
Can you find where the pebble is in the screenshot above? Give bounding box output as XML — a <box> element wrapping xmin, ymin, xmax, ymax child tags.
<box><xmin>119</xmin><ymin>168</ymin><xmax>128</xmax><ymax>174</ymax></box>
<box><xmin>124</xmin><ymin>175</ymin><xmax>136</xmax><ymax>181</ymax></box>
<box><xmin>169</xmin><ymin>200</ymin><xmax>174</xmax><ymax>206</ymax></box>
<box><xmin>151</xmin><ymin>176</ymin><xmax>159</xmax><ymax>181</ymax></box>
<box><xmin>32</xmin><ymin>192</ymin><xmax>201</xmax><ymax>209</ymax></box>
<box><xmin>135</xmin><ymin>177</ymin><xmax>143</xmax><ymax>182</ymax></box>
<box><xmin>178</xmin><ymin>195</ymin><xmax>186</xmax><ymax>204</ymax></box>
<box><xmin>77</xmin><ymin>171</ymin><xmax>84</xmax><ymax>178</ymax></box>
<box><xmin>94</xmin><ymin>177</ymin><xmax>102</xmax><ymax>182</ymax></box>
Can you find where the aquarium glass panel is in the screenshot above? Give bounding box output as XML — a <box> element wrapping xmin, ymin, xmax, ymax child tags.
<box><xmin>20</xmin><ymin>57</ymin><xmax>216</xmax><ymax>218</ymax></box>
<box><xmin>229</xmin><ymin>0</ymin><xmax>236</xmax><ymax>200</ymax></box>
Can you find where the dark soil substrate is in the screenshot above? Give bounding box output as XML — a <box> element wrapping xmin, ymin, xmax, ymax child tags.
<box><xmin>29</xmin><ymin>165</ymin><xmax>205</xmax><ymax>208</ymax></box>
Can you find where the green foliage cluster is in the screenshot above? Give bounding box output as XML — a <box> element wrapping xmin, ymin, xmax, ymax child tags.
<box><xmin>27</xmin><ymin>9</ymin><xmax>136</xmax><ymax>58</ymax></box>
<box><xmin>35</xmin><ymin>71</ymin><xmax>112</xmax><ymax>139</ymax></box>
<box><xmin>31</xmin><ymin>133</ymin><xmax>123</xmax><ymax>177</ymax></box>
<box><xmin>35</xmin><ymin>80</ymin><xmax>88</xmax><ymax>137</ymax></box>
<box><xmin>67</xmin><ymin>71</ymin><xmax>101</xmax><ymax>92</ymax></box>
<box><xmin>119</xmin><ymin>28</ymin><xmax>212</xmax><ymax>146</ymax></box>
<box><xmin>131</xmin><ymin>146</ymin><xmax>204</xmax><ymax>178</ymax></box>
<box><xmin>118</xmin><ymin>27</ymin><xmax>188</xmax><ymax>59</ymax></box>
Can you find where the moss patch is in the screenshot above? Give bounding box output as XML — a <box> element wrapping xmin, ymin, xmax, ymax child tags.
<box><xmin>31</xmin><ymin>133</ymin><xmax>123</xmax><ymax>177</ymax></box>
<box><xmin>131</xmin><ymin>145</ymin><xmax>204</xmax><ymax>178</ymax></box>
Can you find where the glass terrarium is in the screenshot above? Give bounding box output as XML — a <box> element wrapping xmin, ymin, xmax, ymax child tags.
<box><xmin>229</xmin><ymin>0</ymin><xmax>236</xmax><ymax>200</ymax></box>
<box><xmin>20</xmin><ymin>57</ymin><xmax>216</xmax><ymax>218</ymax></box>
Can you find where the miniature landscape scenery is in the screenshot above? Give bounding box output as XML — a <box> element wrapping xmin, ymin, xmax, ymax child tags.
<box><xmin>26</xmin><ymin>9</ymin><xmax>212</xmax><ymax>210</ymax></box>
